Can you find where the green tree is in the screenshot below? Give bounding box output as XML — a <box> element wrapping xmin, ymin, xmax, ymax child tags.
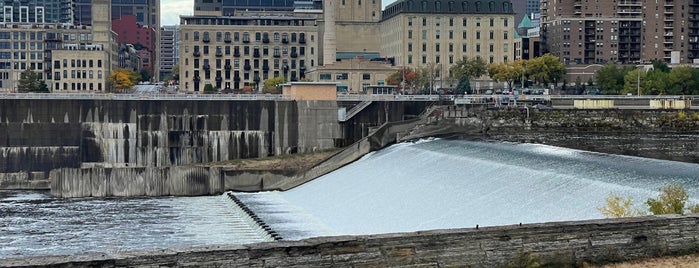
<box><xmin>643</xmin><ymin>69</ymin><xmax>669</xmax><ymax>95</ymax></box>
<box><xmin>652</xmin><ymin>59</ymin><xmax>670</xmax><ymax>73</ymax></box>
<box><xmin>139</xmin><ymin>69</ymin><xmax>151</xmax><ymax>82</ymax></box>
<box><xmin>668</xmin><ymin>65</ymin><xmax>699</xmax><ymax>95</ymax></box>
<box><xmin>203</xmin><ymin>83</ymin><xmax>216</xmax><ymax>94</ymax></box>
<box><xmin>623</xmin><ymin>69</ymin><xmax>646</xmax><ymax>95</ymax></box>
<box><xmin>647</xmin><ymin>183</ymin><xmax>692</xmax><ymax>215</ymax></box>
<box><xmin>455</xmin><ymin>75</ymin><xmax>471</xmax><ymax>94</ymax></box>
<box><xmin>450</xmin><ymin>57</ymin><xmax>487</xmax><ymax>80</ymax></box>
<box><xmin>18</xmin><ymin>69</ymin><xmax>48</xmax><ymax>92</ymax></box>
<box><xmin>263</xmin><ymin>77</ymin><xmax>286</xmax><ymax>94</ymax></box>
<box><xmin>598</xmin><ymin>193</ymin><xmax>643</xmax><ymax>218</ymax></box>
<box><xmin>596</xmin><ymin>63</ymin><xmax>628</xmax><ymax>95</ymax></box>
<box><xmin>171</xmin><ymin>64</ymin><xmax>180</xmax><ymax>83</ymax></box>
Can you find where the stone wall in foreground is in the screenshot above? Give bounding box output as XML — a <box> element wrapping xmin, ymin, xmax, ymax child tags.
<box><xmin>2</xmin><ymin>215</ymin><xmax>698</xmax><ymax>267</ymax></box>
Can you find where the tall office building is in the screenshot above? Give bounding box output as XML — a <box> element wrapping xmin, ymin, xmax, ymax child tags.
<box><xmin>160</xmin><ymin>25</ymin><xmax>179</xmax><ymax>80</ymax></box>
<box><xmin>0</xmin><ymin>0</ymin><xmax>75</xmax><ymax>23</ymax></box>
<box><xmin>541</xmin><ymin>0</ymin><xmax>699</xmax><ymax>64</ymax></box>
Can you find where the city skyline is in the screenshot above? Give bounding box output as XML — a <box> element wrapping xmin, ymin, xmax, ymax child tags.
<box><xmin>159</xmin><ymin>0</ymin><xmax>399</xmax><ymax>25</ymax></box>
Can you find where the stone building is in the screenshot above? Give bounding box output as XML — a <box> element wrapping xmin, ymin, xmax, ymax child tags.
<box><xmin>46</xmin><ymin>0</ymin><xmax>117</xmax><ymax>92</ymax></box>
<box><xmin>380</xmin><ymin>0</ymin><xmax>516</xmax><ymax>74</ymax></box>
<box><xmin>178</xmin><ymin>14</ymin><xmax>319</xmax><ymax>92</ymax></box>
<box><xmin>306</xmin><ymin>58</ymin><xmax>396</xmax><ymax>93</ymax></box>
<box><xmin>540</xmin><ymin>0</ymin><xmax>699</xmax><ymax>64</ymax></box>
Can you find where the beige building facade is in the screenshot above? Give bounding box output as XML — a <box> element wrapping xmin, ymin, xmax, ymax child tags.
<box><xmin>179</xmin><ymin>14</ymin><xmax>319</xmax><ymax>92</ymax></box>
<box><xmin>380</xmin><ymin>0</ymin><xmax>516</xmax><ymax>74</ymax></box>
<box><xmin>306</xmin><ymin>58</ymin><xmax>397</xmax><ymax>93</ymax></box>
<box><xmin>282</xmin><ymin>82</ymin><xmax>338</xmax><ymax>100</ymax></box>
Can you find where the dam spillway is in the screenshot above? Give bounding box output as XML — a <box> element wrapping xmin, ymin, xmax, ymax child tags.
<box><xmin>237</xmin><ymin>139</ymin><xmax>699</xmax><ymax>238</ymax></box>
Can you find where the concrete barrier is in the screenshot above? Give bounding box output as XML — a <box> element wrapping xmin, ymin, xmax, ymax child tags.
<box><xmin>650</xmin><ymin>99</ymin><xmax>691</xmax><ymax>109</ymax></box>
<box><xmin>2</xmin><ymin>215</ymin><xmax>698</xmax><ymax>267</ymax></box>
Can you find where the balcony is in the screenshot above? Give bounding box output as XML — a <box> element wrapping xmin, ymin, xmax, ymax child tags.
<box><xmin>263</xmin><ymin>37</ymin><xmax>270</xmax><ymax>43</ymax></box>
<box><xmin>225</xmin><ymin>64</ymin><xmax>232</xmax><ymax>70</ymax></box>
<box><xmin>224</xmin><ymin>37</ymin><xmax>231</xmax><ymax>43</ymax></box>
<box><xmin>215</xmin><ymin>76</ymin><xmax>222</xmax><ymax>82</ymax></box>
<box><xmin>234</xmin><ymin>76</ymin><xmax>241</xmax><ymax>82</ymax></box>
<box><xmin>234</xmin><ymin>51</ymin><xmax>241</xmax><ymax>57</ymax></box>
<box><xmin>216</xmin><ymin>51</ymin><xmax>222</xmax><ymax>57</ymax></box>
<box><xmin>273</xmin><ymin>53</ymin><xmax>281</xmax><ymax>58</ymax></box>
<box><xmin>282</xmin><ymin>38</ymin><xmax>289</xmax><ymax>43</ymax></box>
<box><xmin>244</xmin><ymin>64</ymin><xmax>251</xmax><ymax>71</ymax></box>
<box><xmin>194</xmin><ymin>76</ymin><xmax>201</xmax><ymax>82</ymax></box>
<box><xmin>203</xmin><ymin>37</ymin><xmax>210</xmax><ymax>43</ymax></box>
<box><xmin>299</xmin><ymin>37</ymin><xmax>306</xmax><ymax>44</ymax></box>
<box><xmin>290</xmin><ymin>52</ymin><xmax>298</xmax><ymax>58</ymax></box>
<box><xmin>203</xmin><ymin>64</ymin><xmax>210</xmax><ymax>70</ymax></box>
<box><xmin>262</xmin><ymin>65</ymin><xmax>269</xmax><ymax>71</ymax></box>
<box><xmin>193</xmin><ymin>51</ymin><xmax>200</xmax><ymax>57</ymax></box>
<box><xmin>253</xmin><ymin>51</ymin><xmax>260</xmax><ymax>57</ymax></box>
<box><xmin>243</xmin><ymin>38</ymin><xmax>250</xmax><ymax>43</ymax></box>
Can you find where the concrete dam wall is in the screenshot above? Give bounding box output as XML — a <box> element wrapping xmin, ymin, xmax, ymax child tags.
<box><xmin>0</xmin><ymin>99</ymin><xmax>342</xmax><ymax>188</ymax></box>
<box><xmin>2</xmin><ymin>214</ymin><xmax>698</xmax><ymax>267</ymax></box>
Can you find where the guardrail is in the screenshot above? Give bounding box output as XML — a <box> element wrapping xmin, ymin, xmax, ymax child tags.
<box><xmin>0</xmin><ymin>93</ymin><xmax>293</xmax><ymax>101</ymax></box>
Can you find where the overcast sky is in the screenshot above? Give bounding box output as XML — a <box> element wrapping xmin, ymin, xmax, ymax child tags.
<box><xmin>159</xmin><ymin>0</ymin><xmax>398</xmax><ymax>25</ymax></box>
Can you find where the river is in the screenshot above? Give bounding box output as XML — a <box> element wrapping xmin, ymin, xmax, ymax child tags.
<box><xmin>2</xmin><ymin>138</ymin><xmax>699</xmax><ymax>258</ymax></box>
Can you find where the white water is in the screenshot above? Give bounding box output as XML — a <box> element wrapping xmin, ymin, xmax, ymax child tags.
<box><xmin>240</xmin><ymin>139</ymin><xmax>699</xmax><ymax>238</ymax></box>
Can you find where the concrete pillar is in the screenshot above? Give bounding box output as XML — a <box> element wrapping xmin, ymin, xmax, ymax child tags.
<box><xmin>323</xmin><ymin>0</ymin><xmax>337</xmax><ymax>66</ymax></box>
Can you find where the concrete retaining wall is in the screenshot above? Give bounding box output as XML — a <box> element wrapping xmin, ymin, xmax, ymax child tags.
<box><xmin>2</xmin><ymin>215</ymin><xmax>698</xmax><ymax>267</ymax></box>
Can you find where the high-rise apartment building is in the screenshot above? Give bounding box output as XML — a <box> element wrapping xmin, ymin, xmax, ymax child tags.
<box><xmin>541</xmin><ymin>0</ymin><xmax>699</xmax><ymax>64</ymax></box>
<box><xmin>160</xmin><ymin>25</ymin><xmax>180</xmax><ymax>80</ymax></box>
<box><xmin>380</xmin><ymin>0</ymin><xmax>516</xmax><ymax>70</ymax></box>
<box><xmin>194</xmin><ymin>0</ymin><xmax>297</xmax><ymax>16</ymax></box>
<box><xmin>0</xmin><ymin>0</ymin><xmax>75</xmax><ymax>23</ymax></box>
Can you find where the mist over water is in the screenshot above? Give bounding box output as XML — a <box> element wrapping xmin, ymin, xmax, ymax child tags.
<box><xmin>245</xmin><ymin>139</ymin><xmax>699</xmax><ymax>237</ymax></box>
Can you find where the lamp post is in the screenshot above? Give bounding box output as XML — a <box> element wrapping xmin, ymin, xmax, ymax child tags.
<box><xmin>637</xmin><ymin>67</ymin><xmax>640</xmax><ymax>96</ymax></box>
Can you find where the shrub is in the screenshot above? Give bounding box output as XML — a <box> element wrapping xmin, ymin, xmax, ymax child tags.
<box><xmin>677</xmin><ymin>111</ymin><xmax>687</xmax><ymax>121</ymax></box>
<box><xmin>506</xmin><ymin>248</ymin><xmax>542</xmax><ymax>268</ymax></box>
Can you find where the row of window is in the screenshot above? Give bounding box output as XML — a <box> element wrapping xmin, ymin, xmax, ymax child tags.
<box><xmin>408</xmin><ymin>42</ymin><xmax>508</xmax><ymax>53</ymax></box>
<box><xmin>53</xmin><ymin>59</ymin><xmax>103</xmax><ymax>69</ymax></box>
<box><xmin>184</xmin><ymin>58</ymin><xmax>310</xmax><ymax>74</ymax></box>
<box><xmin>0</xmin><ymin>32</ymin><xmax>92</xmax><ymax>42</ymax></box>
<box><xmin>2</xmin><ymin>51</ymin><xmax>44</xmax><ymax>60</ymax></box>
<box><xmin>0</xmin><ymin>61</ymin><xmax>42</xmax><ymax>70</ymax></box>
<box><xmin>52</xmin><ymin>70</ymin><xmax>103</xmax><ymax>80</ymax></box>
<box><xmin>189</xmin><ymin>45</ymin><xmax>312</xmax><ymax>57</ymax></box>
<box><xmin>54</xmin><ymin>82</ymin><xmax>103</xmax><ymax>91</ymax></box>
<box><xmin>319</xmin><ymin>73</ymin><xmax>373</xmax><ymax>80</ymax></box>
<box><xmin>408</xmin><ymin>17</ymin><xmax>508</xmax><ymax>28</ymax></box>
<box><xmin>186</xmin><ymin>31</ymin><xmax>312</xmax><ymax>43</ymax></box>
<box><xmin>408</xmin><ymin>29</ymin><xmax>509</xmax><ymax>40</ymax></box>
<box><xmin>406</xmin><ymin>53</ymin><xmax>506</xmax><ymax>65</ymax></box>
<box><xmin>0</xmin><ymin>42</ymin><xmax>44</xmax><ymax>50</ymax></box>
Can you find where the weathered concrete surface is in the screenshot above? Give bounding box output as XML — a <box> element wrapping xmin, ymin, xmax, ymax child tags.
<box><xmin>402</xmin><ymin>106</ymin><xmax>699</xmax><ymax>163</ymax></box>
<box><xmin>2</xmin><ymin>215</ymin><xmax>698</xmax><ymax>267</ymax></box>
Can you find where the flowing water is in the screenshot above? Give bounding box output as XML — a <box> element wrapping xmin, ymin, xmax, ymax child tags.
<box><xmin>3</xmin><ymin>139</ymin><xmax>699</xmax><ymax>258</ymax></box>
<box><xmin>239</xmin><ymin>139</ymin><xmax>699</xmax><ymax>238</ymax></box>
<box><xmin>0</xmin><ymin>192</ymin><xmax>272</xmax><ymax>258</ymax></box>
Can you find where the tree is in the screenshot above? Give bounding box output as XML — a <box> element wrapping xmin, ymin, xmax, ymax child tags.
<box><xmin>488</xmin><ymin>60</ymin><xmax>524</xmax><ymax>90</ymax></box>
<box><xmin>526</xmin><ymin>54</ymin><xmax>566</xmax><ymax>87</ymax></box>
<box><xmin>263</xmin><ymin>77</ymin><xmax>286</xmax><ymax>94</ymax></box>
<box><xmin>455</xmin><ymin>75</ymin><xmax>471</xmax><ymax>94</ymax></box>
<box><xmin>622</xmin><ymin>69</ymin><xmax>646</xmax><ymax>95</ymax></box>
<box><xmin>668</xmin><ymin>65</ymin><xmax>699</xmax><ymax>95</ymax></box>
<box><xmin>598</xmin><ymin>193</ymin><xmax>643</xmax><ymax>218</ymax></box>
<box><xmin>643</xmin><ymin>69</ymin><xmax>669</xmax><ymax>95</ymax></box>
<box><xmin>203</xmin><ymin>83</ymin><xmax>216</xmax><ymax>94</ymax></box>
<box><xmin>109</xmin><ymin>68</ymin><xmax>138</xmax><ymax>93</ymax></box>
<box><xmin>596</xmin><ymin>64</ymin><xmax>630</xmax><ymax>95</ymax></box>
<box><xmin>139</xmin><ymin>69</ymin><xmax>151</xmax><ymax>82</ymax></box>
<box><xmin>171</xmin><ymin>64</ymin><xmax>180</xmax><ymax>83</ymax></box>
<box><xmin>450</xmin><ymin>57</ymin><xmax>487</xmax><ymax>81</ymax></box>
<box><xmin>18</xmin><ymin>69</ymin><xmax>48</xmax><ymax>92</ymax></box>
<box><xmin>387</xmin><ymin>67</ymin><xmax>419</xmax><ymax>93</ymax></box>
<box><xmin>652</xmin><ymin>59</ymin><xmax>670</xmax><ymax>73</ymax></box>
<box><xmin>647</xmin><ymin>183</ymin><xmax>693</xmax><ymax>215</ymax></box>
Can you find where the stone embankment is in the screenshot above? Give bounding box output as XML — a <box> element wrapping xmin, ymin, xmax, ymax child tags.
<box><xmin>2</xmin><ymin>215</ymin><xmax>698</xmax><ymax>267</ymax></box>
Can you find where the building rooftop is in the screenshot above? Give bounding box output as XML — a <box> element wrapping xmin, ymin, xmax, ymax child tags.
<box><xmin>382</xmin><ymin>0</ymin><xmax>515</xmax><ymax>21</ymax></box>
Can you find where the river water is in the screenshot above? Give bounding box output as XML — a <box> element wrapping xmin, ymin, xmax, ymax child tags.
<box><xmin>2</xmin><ymin>139</ymin><xmax>699</xmax><ymax>258</ymax></box>
<box><xmin>0</xmin><ymin>192</ymin><xmax>272</xmax><ymax>258</ymax></box>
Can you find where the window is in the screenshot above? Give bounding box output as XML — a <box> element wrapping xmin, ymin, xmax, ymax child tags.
<box><xmin>422</xmin><ymin>43</ymin><xmax>427</xmax><ymax>52</ymax></box>
<box><xmin>336</xmin><ymin>73</ymin><xmax>348</xmax><ymax>80</ymax></box>
<box><xmin>436</xmin><ymin>44</ymin><xmax>440</xmax><ymax>52</ymax></box>
<box><xmin>408</xmin><ymin>17</ymin><xmax>413</xmax><ymax>26</ymax></box>
<box><xmin>408</xmin><ymin>30</ymin><xmax>413</xmax><ymax>39</ymax></box>
<box><xmin>449</xmin><ymin>30</ymin><xmax>454</xmax><ymax>39</ymax></box>
<box><xmin>490</xmin><ymin>18</ymin><xmax>494</xmax><ymax>27</ymax></box>
<box><xmin>462</xmin><ymin>18</ymin><xmax>467</xmax><ymax>27</ymax></box>
<box><xmin>408</xmin><ymin>43</ymin><xmax>413</xmax><ymax>52</ymax></box>
<box><xmin>476</xmin><ymin>44</ymin><xmax>481</xmax><ymax>52</ymax></box>
<box><xmin>449</xmin><ymin>18</ymin><xmax>454</xmax><ymax>27</ymax></box>
<box><xmin>422</xmin><ymin>17</ymin><xmax>427</xmax><ymax>26</ymax></box>
<box><xmin>463</xmin><ymin>30</ymin><xmax>467</xmax><ymax>39</ymax></box>
<box><xmin>489</xmin><ymin>31</ymin><xmax>494</xmax><ymax>39</ymax></box>
<box><xmin>408</xmin><ymin>55</ymin><xmax>413</xmax><ymax>64</ymax></box>
<box><xmin>234</xmin><ymin>32</ymin><xmax>240</xmax><ymax>42</ymax></box>
<box><xmin>362</xmin><ymin>73</ymin><xmax>371</xmax><ymax>80</ymax></box>
<box><xmin>436</xmin><ymin>30</ymin><xmax>440</xmax><ymax>39</ymax></box>
<box><xmin>489</xmin><ymin>43</ymin><xmax>494</xmax><ymax>52</ymax></box>
<box><xmin>504</xmin><ymin>31</ymin><xmax>508</xmax><ymax>39</ymax></box>
<box><xmin>194</xmin><ymin>31</ymin><xmax>199</xmax><ymax>41</ymax></box>
<box><xmin>449</xmin><ymin>43</ymin><xmax>453</xmax><ymax>52</ymax></box>
<box><xmin>422</xmin><ymin>30</ymin><xmax>427</xmax><ymax>39</ymax></box>
<box><xmin>320</xmin><ymin>73</ymin><xmax>331</xmax><ymax>80</ymax></box>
